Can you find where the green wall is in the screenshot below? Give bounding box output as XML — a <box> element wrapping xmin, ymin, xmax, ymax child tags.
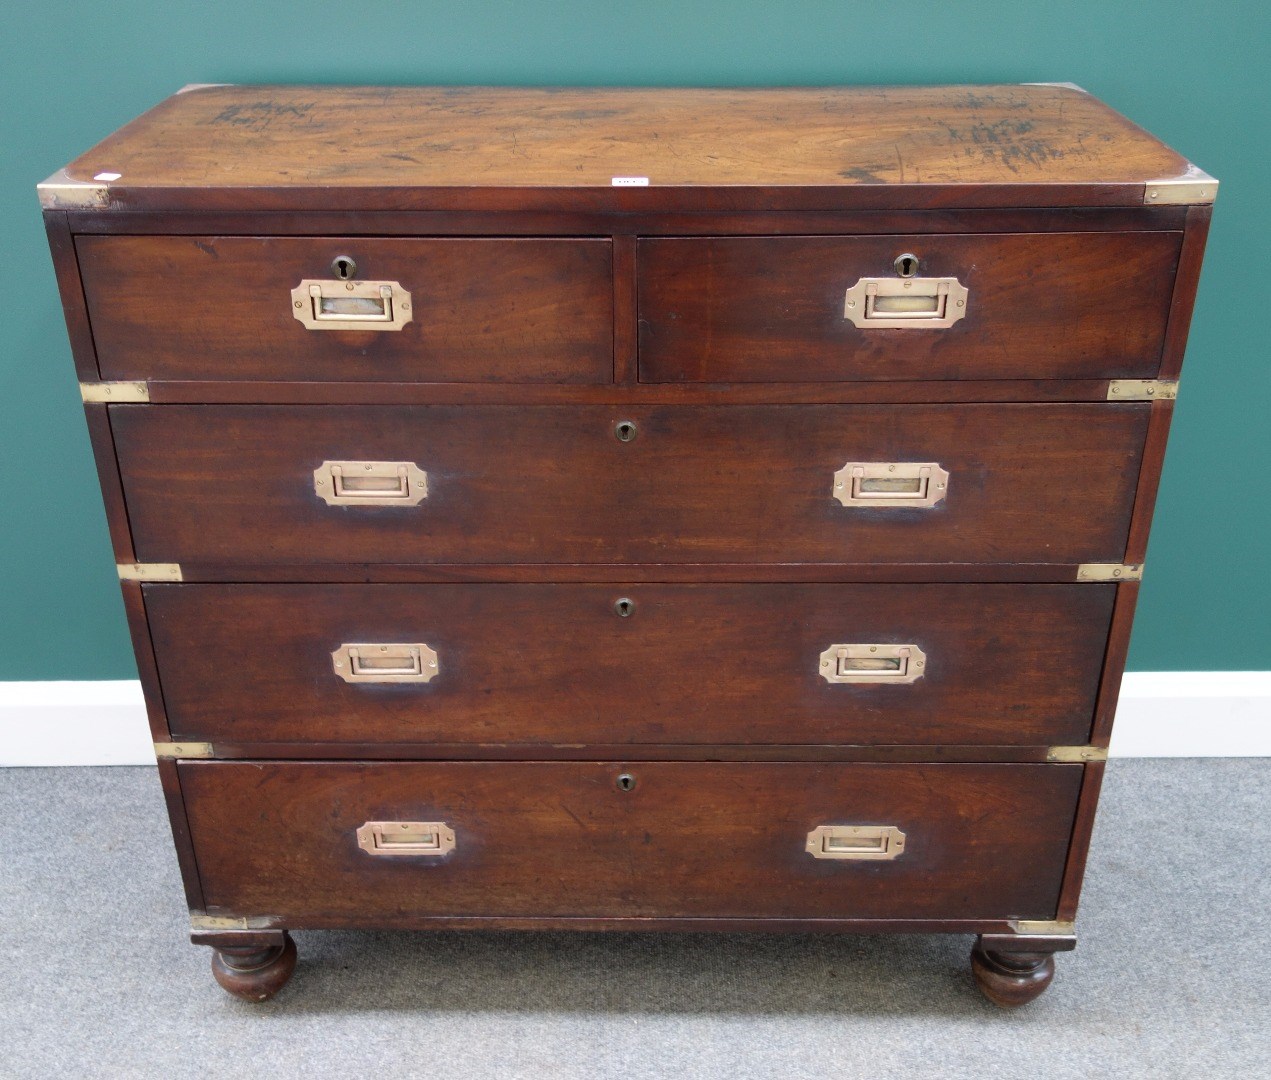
<box><xmin>3</xmin><ymin>1</ymin><xmax>1266</xmax><ymax>678</ymax></box>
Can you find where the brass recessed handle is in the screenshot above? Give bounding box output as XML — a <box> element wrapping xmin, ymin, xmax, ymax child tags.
<box><xmin>356</xmin><ymin>821</ymin><xmax>455</xmax><ymax>857</ymax></box>
<box><xmin>832</xmin><ymin>462</ymin><xmax>948</xmax><ymax>508</ymax></box>
<box><xmin>313</xmin><ymin>460</ymin><xmax>428</xmax><ymax>507</ymax></box>
<box><xmin>819</xmin><ymin>644</ymin><xmax>927</xmax><ymax>685</ymax></box>
<box><xmin>807</xmin><ymin>825</ymin><xmax>906</xmax><ymax>861</ymax></box>
<box><xmin>844</xmin><ymin>276</ymin><xmax>968</xmax><ymax>329</ymax></box>
<box><xmin>332</xmin><ymin>643</ymin><xmax>439</xmax><ymax>684</ymax></box>
<box><xmin>291</xmin><ymin>278</ymin><xmax>413</xmax><ymax>331</ymax></box>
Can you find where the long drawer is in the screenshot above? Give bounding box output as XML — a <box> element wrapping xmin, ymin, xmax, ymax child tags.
<box><xmin>148</xmin><ymin>583</ymin><xmax>1114</xmax><ymax>746</ymax></box>
<box><xmin>637</xmin><ymin>232</ymin><xmax>1180</xmax><ymax>382</ymax></box>
<box><xmin>112</xmin><ymin>403</ymin><xmax>1147</xmax><ymax>566</ymax></box>
<box><xmin>77</xmin><ymin>236</ymin><xmax>614</xmax><ymax>383</ymax></box>
<box><xmin>182</xmin><ymin>761</ymin><xmax>1082</xmax><ymax>921</ymax></box>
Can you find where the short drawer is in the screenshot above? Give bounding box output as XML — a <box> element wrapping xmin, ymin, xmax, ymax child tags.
<box><xmin>638</xmin><ymin>232</ymin><xmax>1180</xmax><ymax>382</ymax></box>
<box><xmin>181</xmin><ymin>760</ymin><xmax>1082</xmax><ymax>921</ymax></box>
<box><xmin>148</xmin><ymin>583</ymin><xmax>1113</xmax><ymax>747</ymax></box>
<box><xmin>77</xmin><ymin>236</ymin><xmax>613</xmax><ymax>383</ymax></box>
<box><xmin>112</xmin><ymin>403</ymin><xmax>1147</xmax><ymax>566</ymax></box>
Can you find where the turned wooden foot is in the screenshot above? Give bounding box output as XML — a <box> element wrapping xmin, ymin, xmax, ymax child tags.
<box><xmin>971</xmin><ymin>941</ymin><xmax>1055</xmax><ymax>1008</ymax></box>
<box><xmin>210</xmin><ymin>931</ymin><xmax>297</xmax><ymax>1002</ymax></box>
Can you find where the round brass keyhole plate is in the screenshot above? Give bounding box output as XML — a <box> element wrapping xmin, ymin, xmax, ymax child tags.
<box><xmin>614</xmin><ymin>597</ymin><xmax>635</xmax><ymax>618</ymax></box>
<box><xmin>616</xmin><ymin>772</ymin><xmax>636</xmax><ymax>792</ymax></box>
<box><xmin>330</xmin><ymin>255</ymin><xmax>358</xmax><ymax>281</ymax></box>
<box><xmin>614</xmin><ymin>420</ymin><xmax>638</xmax><ymax>443</ymax></box>
<box><xmin>893</xmin><ymin>253</ymin><xmax>920</xmax><ymax>278</ymax></box>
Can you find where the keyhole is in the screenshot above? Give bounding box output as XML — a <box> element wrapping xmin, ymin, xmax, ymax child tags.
<box><xmin>893</xmin><ymin>253</ymin><xmax>919</xmax><ymax>278</ymax></box>
<box><xmin>616</xmin><ymin>773</ymin><xmax>636</xmax><ymax>792</ymax></box>
<box><xmin>614</xmin><ymin>597</ymin><xmax>635</xmax><ymax>618</ymax></box>
<box><xmin>614</xmin><ymin>420</ymin><xmax>638</xmax><ymax>443</ymax></box>
<box><xmin>331</xmin><ymin>255</ymin><xmax>358</xmax><ymax>281</ymax></box>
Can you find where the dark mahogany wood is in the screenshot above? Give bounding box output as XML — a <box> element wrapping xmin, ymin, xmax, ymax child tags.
<box><xmin>41</xmin><ymin>86</ymin><xmax>1217</xmax><ymax>1003</ymax></box>
<box><xmin>42</xmin><ymin>211</ymin><xmax>101</xmax><ymax>381</ymax></box>
<box><xmin>78</xmin><ymin>235</ymin><xmax>613</xmax><ymax>384</ymax></box>
<box><xmin>145</xmin><ymin>582</ymin><xmax>1113</xmax><ymax>747</ymax></box>
<box><xmin>113</xmin><ymin>561</ymin><xmax>1110</xmax><ymax>585</ymax></box>
<box><xmin>155</xmin><ymin>758</ymin><xmax>205</xmax><ymax>910</ymax></box>
<box><xmin>64</xmin><ymin>205</ymin><xmax>1193</xmax><ymax>238</ymax></box>
<box><xmin>638</xmin><ymin>233</ymin><xmax>1179</xmax><ymax>383</ymax></box>
<box><xmin>180</xmin><ymin>760</ymin><xmax>1081</xmax><ymax>921</ymax></box>
<box><xmin>1057</xmin><ymin>760</ymin><xmax>1108</xmax><ymax>922</ymax></box>
<box><xmin>119</xmin><ymin>580</ymin><xmax>170</xmax><ymax>741</ymax></box>
<box><xmin>110</xmin><ymin>402</ymin><xmax>1148</xmax><ymax>566</ymax></box>
<box><xmin>1124</xmin><ymin>401</ymin><xmax>1178</xmax><ymax>564</ymax></box>
<box><xmin>139</xmin><ymin>379</ymin><xmax>1123</xmax><ymax>405</ymax></box>
<box><xmin>82</xmin><ymin>404</ymin><xmax>136</xmax><ymax>563</ymax></box>
<box><xmin>1159</xmin><ymin>205</ymin><xmax>1214</xmax><ymax>380</ymax></box>
<box><xmin>141</xmin><ymin>743</ymin><xmax>1081</xmax><ymax>763</ymax></box>
<box><xmin>53</xmin><ymin>85</ymin><xmax>1199</xmax><ymax>213</ymax></box>
<box><xmin>612</xmin><ymin>234</ymin><xmax>638</xmax><ymax>384</ymax></box>
<box><xmin>971</xmin><ymin>941</ymin><xmax>1056</xmax><ymax>1007</ymax></box>
<box><xmin>209</xmin><ymin>932</ymin><xmax>297</xmax><ymax>1002</ymax></box>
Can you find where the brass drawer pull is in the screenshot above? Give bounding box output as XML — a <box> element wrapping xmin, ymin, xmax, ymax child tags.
<box><xmin>819</xmin><ymin>643</ymin><xmax>927</xmax><ymax>684</ymax></box>
<box><xmin>291</xmin><ymin>278</ymin><xmax>413</xmax><ymax>331</ymax></box>
<box><xmin>832</xmin><ymin>461</ymin><xmax>948</xmax><ymax>508</ymax></box>
<box><xmin>332</xmin><ymin>643</ymin><xmax>439</xmax><ymax>683</ymax></box>
<box><xmin>356</xmin><ymin>821</ymin><xmax>455</xmax><ymax>857</ymax></box>
<box><xmin>843</xmin><ymin>276</ymin><xmax>968</xmax><ymax>329</ymax></box>
<box><xmin>313</xmin><ymin>460</ymin><xmax>428</xmax><ymax>506</ymax></box>
<box><xmin>807</xmin><ymin>825</ymin><xmax>906</xmax><ymax>860</ymax></box>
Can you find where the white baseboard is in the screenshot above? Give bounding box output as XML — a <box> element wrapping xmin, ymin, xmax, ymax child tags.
<box><xmin>0</xmin><ymin>674</ymin><xmax>1268</xmax><ymax>766</ymax></box>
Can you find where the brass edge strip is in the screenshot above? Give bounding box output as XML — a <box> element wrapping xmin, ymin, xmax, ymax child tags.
<box><xmin>1076</xmin><ymin>563</ymin><xmax>1143</xmax><ymax>582</ymax></box>
<box><xmin>154</xmin><ymin>742</ymin><xmax>214</xmax><ymax>759</ymax></box>
<box><xmin>38</xmin><ymin>169</ymin><xmax>111</xmax><ymax>209</ymax></box>
<box><xmin>1046</xmin><ymin>745</ymin><xmax>1109</xmax><ymax>763</ymax></box>
<box><xmin>118</xmin><ymin>563</ymin><xmax>183</xmax><ymax>582</ymax></box>
<box><xmin>1144</xmin><ymin>170</ymin><xmax>1219</xmax><ymax>205</ymax></box>
<box><xmin>1107</xmin><ymin>379</ymin><xmax>1178</xmax><ymax>401</ymax></box>
<box><xmin>81</xmin><ymin>381</ymin><xmax>149</xmax><ymax>403</ymax></box>
<box><xmin>189</xmin><ymin>914</ymin><xmax>281</xmax><ymax>931</ymax></box>
<box><xmin>1009</xmin><ymin>919</ymin><xmax>1077</xmax><ymax>935</ymax></box>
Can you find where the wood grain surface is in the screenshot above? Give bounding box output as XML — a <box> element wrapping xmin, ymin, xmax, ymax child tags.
<box><xmin>638</xmin><ymin>232</ymin><xmax>1180</xmax><ymax>382</ymax></box>
<box><xmin>146</xmin><ymin>582</ymin><xmax>1114</xmax><ymax>747</ymax></box>
<box><xmin>110</xmin><ymin>403</ymin><xmax>1148</xmax><ymax>566</ymax></box>
<box><xmin>181</xmin><ymin>760</ymin><xmax>1082</xmax><ymax>920</ymax></box>
<box><xmin>53</xmin><ymin>85</ymin><xmax>1199</xmax><ymax>213</ymax></box>
<box><xmin>78</xmin><ymin>235</ymin><xmax>613</xmax><ymax>383</ymax></box>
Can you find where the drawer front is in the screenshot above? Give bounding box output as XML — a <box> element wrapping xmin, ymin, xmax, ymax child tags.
<box><xmin>182</xmin><ymin>761</ymin><xmax>1081</xmax><ymax>920</ymax></box>
<box><xmin>77</xmin><ymin>236</ymin><xmax>614</xmax><ymax>383</ymax></box>
<box><xmin>149</xmin><ymin>583</ymin><xmax>1113</xmax><ymax>747</ymax></box>
<box><xmin>113</xmin><ymin>403</ymin><xmax>1147</xmax><ymax>565</ymax></box>
<box><xmin>638</xmin><ymin>233</ymin><xmax>1180</xmax><ymax>382</ymax></box>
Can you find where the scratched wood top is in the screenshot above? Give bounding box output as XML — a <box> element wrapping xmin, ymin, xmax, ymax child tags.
<box><xmin>46</xmin><ymin>84</ymin><xmax>1205</xmax><ymax>212</ymax></box>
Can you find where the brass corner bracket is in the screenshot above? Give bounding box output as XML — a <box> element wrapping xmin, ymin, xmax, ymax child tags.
<box><xmin>1046</xmin><ymin>745</ymin><xmax>1109</xmax><ymax>763</ymax></box>
<box><xmin>1077</xmin><ymin>563</ymin><xmax>1142</xmax><ymax>583</ymax></box>
<box><xmin>1107</xmin><ymin>380</ymin><xmax>1178</xmax><ymax>402</ymax></box>
<box><xmin>154</xmin><ymin>742</ymin><xmax>214</xmax><ymax>759</ymax></box>
<box><xmin>81</xmin><ymin>381</ymin><xmax>149</xmax><ymax>403</ymax></box>
<box><xmin>118</xmin><ymin>563</ymin><xmax>183</xmax><ymax>582</ymax></box>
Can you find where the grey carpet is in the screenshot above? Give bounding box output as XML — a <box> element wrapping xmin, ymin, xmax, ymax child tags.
<box><xmin>0</xmin><ymin>761</ymin><xmax>1267</xmax><ymax>1079</ymax></box>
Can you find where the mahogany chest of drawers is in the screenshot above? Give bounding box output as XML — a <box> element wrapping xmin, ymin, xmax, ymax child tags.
<box><xmin>41</xmin><ymin>84</ymin><xmax>1215</xmax><ymax>1006</ymax></box>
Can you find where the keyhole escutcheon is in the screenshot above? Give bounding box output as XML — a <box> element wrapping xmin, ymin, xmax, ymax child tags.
<box><xmin>614</xmin><ymin>420</ymin><xmax>638</xmax><ymax>443</ymax></box>
<box><xmin>893</xmin><ymin>253</ymin><xmax>920</xmax><ymax>278</ymax></box>
<box><xmin>331</xmin><ymin>255</ymin><xmax>358</xmax><ymax>280</ymax></box>
<box><xmin>614</xmin><ymin>597</ymin><xmax>635</xmax><ymax>618</ymax></box>
<box><xmin>616</xmin><ymin>773</ymin><xmax>636</xmax><ymax>792</ymax></box>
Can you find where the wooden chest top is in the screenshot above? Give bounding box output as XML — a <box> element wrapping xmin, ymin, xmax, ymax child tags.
<box><xmin>41</xmin><ymin>84</ymin><xmax>1213</xmax><ymax>212</ymax></box>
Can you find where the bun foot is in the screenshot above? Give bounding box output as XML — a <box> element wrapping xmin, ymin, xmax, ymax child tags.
<box><xmin>211</xmin><ymin>931</ymin><xmax>297</xmax><ymax>1002</ymax></box>
<box><xmin>971</xmin><ymin>942</ymin><xmax>1055</xmax><ymax>1008</ymax></box>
